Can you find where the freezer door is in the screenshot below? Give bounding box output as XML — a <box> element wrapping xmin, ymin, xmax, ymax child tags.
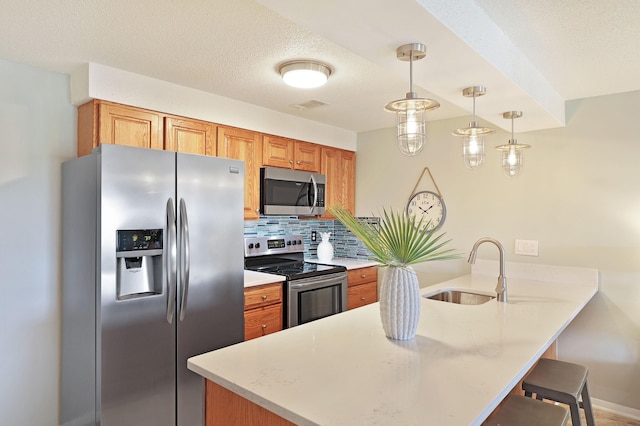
<box><xmin>98</xmin><ymin>145</ymin><xmax>176</xmax><ymax>426</ymax></box>
<box><xmin>176</xmin><ymin>153</ymin><xmax>245</xmax><ymax>426</ymax></box>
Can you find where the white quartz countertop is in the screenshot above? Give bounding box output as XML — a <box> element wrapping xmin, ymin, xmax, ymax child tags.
<box><xmin>243</xmin><ymin>270</ymin><xmax>286</xmax><ymax>288</ymax></box>
<box><xmin>192</xmin><ymin>261</ymin><xmax>598</xmax><ymax>425</ymax></box>
<box><xmin>305</xmin><ymin>257</ymin><xmax>379</xmax><ymax>269</ymax></box>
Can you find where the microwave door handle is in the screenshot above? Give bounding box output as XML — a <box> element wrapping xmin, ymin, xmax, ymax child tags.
<box><xmin>310</xmin><ymin>174</ymin><xmax>318</xmax><ymax>214</ymax></box>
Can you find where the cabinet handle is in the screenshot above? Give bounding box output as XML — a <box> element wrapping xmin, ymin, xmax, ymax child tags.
<box><xmin>296</xmin><ymin>160</ymin><xmax>301</xmax><ymax>164</ymax></box>
<box><xmin>361</xmin><ymin>274</ymin><xmax>366</xmax><ymax>278</ymax></box>
<box><xmin>262</xmin><ymin>295</ymin><xmax>268</xmax><ymax>301</ymax></box>
<box><xmin>262</xmin><ymin>324</ymin><xmax>267</xmax><ymax>329</ymax></box>
<box><xmin>361</xmin><ymin>297</ymin><xmax>366</xmax><ymax>301</ymax></box>
<box><xmin>289</xmin><ymin>159</ymin><xmax>294</xmax><ymax>164</ymax></box>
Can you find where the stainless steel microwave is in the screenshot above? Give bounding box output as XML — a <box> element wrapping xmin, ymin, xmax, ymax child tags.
<box><xmin>260</xmin><ymin>167</ymin><xmax>325</xmax><ymax>216</ymax></box>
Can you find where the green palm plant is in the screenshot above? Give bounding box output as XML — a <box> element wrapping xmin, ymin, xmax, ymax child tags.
<box><xmin>328</xmin><ymin>207</ymin><xmax>458</xmax><ymax>267</ymax></box>
<box><xmin>329</xmin><ymin>206</ymin><xmax>458</xmax><ymax>340</ymax></box>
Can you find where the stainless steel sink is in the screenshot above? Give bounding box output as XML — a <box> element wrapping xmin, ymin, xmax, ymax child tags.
<box><xmin>424</xmin><ymin>289</ymin><xmax>495</xmax><ymax>305</ymax></box>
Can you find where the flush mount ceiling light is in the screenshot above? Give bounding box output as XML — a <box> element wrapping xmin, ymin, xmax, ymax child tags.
<box><xmin>495</xmin><ymin>111</ymin><xmax>531</xmax><ymax>177</ymax></box>
<box><xmin>453</xmin><ymin>86</ymin><xmax>495</xmax><ymax>170</ymax></box>
<box><xmin>384</xmin><ymin>43</ymin><xmax>440</xmax><ymax>157</ymax></box>
<box><xmin>279</xmin><ymin>60</ymin><xmax>332</xmax><ymax>89</ymax></box>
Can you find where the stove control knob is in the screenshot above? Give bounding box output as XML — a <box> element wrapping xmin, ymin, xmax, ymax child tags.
<box><xmin>297</xmin><ymin>239</ymin><xmax>302</xmax><ymax>245</ymax></box>
<box><xmin>292</xmin><ymin>240</ymin><xmax>297</xmax><ymax>245</ymax></box>
<box><xmin>255</xmin><ymin>243</ymin><xmax>260</xmax><ymax>249</ymax></box>
<box><xmin>248</xmin><ymin>243</ymin><xmax>254</xmax><ymax>249</ymax></box>
<box><xmin>287</xmin><ymin>241</ymin><xmax>291</xmax><ymax>246</ymax></box>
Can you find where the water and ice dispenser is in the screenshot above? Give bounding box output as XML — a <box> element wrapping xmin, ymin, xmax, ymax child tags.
<box><xmin>116</xmin><ymin>229</ymin><xmax>163</xmax><ymax>300</ymax></box>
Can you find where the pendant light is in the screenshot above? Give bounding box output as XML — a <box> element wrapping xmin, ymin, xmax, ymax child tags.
<box><xmin>453</xmin><ymin>86</ymin><xmax>495</xmax><ymax>169</ymax></box>
<box><xmin>384</xmin><ymin>43</ymin><xmax>440</xmax><ymax>156</ymax></box>
<box><xmin>495</xmin><ymin>111</ymin><xmax>531</xmax><ymax>177</ymax></box>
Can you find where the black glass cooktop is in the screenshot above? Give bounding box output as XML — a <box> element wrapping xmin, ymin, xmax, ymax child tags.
<box><xmin>245</xmin><ymin>260</ymin><xmax>346</xmax><ymax>280</ymax></box>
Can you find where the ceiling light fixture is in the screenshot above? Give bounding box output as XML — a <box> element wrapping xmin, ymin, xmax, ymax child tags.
<box><xmin>495</xmin><ymin>111</ymin><xmax>531</xmax><ymax>177</ymax></box>
<box><xmin>453</xmin><ymin>86</ymin><xmax>495</xmax><ymax>170</ymax></box>
<box><xmin>279</xmin><ymin>60</ymin><xmax>331</xmax><ymax>89</ymax></box>
<box><xmin>384</xmin><ymin>43</ymin><xmax>440</xmax><ymax>156</ymax></box>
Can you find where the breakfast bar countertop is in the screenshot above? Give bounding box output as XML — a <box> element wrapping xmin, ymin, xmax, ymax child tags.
<box><xmin>191</xmin><ymin>260</ymin><xmax>598</xmax><ymax>426</ymax></box>
<box><xmin>305</xmin><ymin>257</ymin><xmax>379</xmax><ymax>269</ymax></box>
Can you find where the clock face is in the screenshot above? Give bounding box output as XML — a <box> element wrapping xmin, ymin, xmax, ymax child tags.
<box><xmin>406</xmin><ymin>191</ymin><xmax>446</xmax><ymax>231</ymax></box>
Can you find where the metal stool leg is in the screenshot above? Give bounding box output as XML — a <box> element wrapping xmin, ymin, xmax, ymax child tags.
<box><xmin>580</xmin><ymin>381</ymin><xmax>596</xmax><ymax>426</ymax></box>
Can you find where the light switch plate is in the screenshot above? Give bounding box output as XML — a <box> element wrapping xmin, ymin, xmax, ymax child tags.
<box><xmin>515</xmin><ymin>239</ymin><xmax>539</xmax><ymax>256</ymax></box>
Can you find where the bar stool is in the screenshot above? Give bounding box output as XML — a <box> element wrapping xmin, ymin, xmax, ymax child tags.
<box><xmin>484</xmin><ymin>395</ymin><xmax>569</xmax><ymax>426</ymax></box>
<box><xmin>522</xmin><ymin>358</ymin><xmax>595</xmax><ymax>426</ymax></box>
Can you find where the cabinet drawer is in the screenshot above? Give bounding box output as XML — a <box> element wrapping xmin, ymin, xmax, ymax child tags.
<box><xmin>244</xmin><ymin>304</ymin><xmax>283</xmax><ymax>341</ymax></box>
<box><xmin>244</xmin><ymin>283</ymin><xmax>282</xmax><ymax>310</ymax></box>
<box><xmin>347</xmin><ymin>266</ymin><xmax>378</xmax><ymax>287</ymax></box>
<box><xmin>348</xmin><ymin>281</ymin><xmax>378</xmax><ymax>310</ymax></box>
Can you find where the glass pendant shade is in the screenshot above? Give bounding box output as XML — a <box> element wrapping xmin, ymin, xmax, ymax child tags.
<box><xmin>462</xmin><ymin>133</ymin><xmax>486</xmax><ymax>169</ymax></box>
<box><xmin>501</xmin><ymin>143</ymin><xmax>524</xmax><ymax>177</ymax></box>
<box><xmin>453</xmin><ymin>86</ymin><xmax>494</xmax><ymax>169</ymax></box>
<box><xmin>393</xmin><ymin>100</ymin><xmax>428</xmax><ymax>156</ymax></box>
<box><xmin>384</xmin><ymin>43</ymin><xmax>439</xmax><ymax>156</ymax></box>
<box><xmin>495</xmin><ymin>111</ymin><xmax>530</xmax><ymax>177</ymax></box>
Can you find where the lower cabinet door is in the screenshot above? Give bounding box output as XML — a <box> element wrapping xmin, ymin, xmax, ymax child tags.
<box><xmin>348</xmin><ymin>282</ymin><xmax>378</xmax><ymax>310</ymax></box>
<box><xmin>244</xmin><ymin>304</ymin><xmax>283</xmax><ymax>340</ymax></box>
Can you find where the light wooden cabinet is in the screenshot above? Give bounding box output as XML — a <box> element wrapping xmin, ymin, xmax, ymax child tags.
<box><xmin>347</xmin><ymin>266</ymin><xmax>378</xmax><ymax>310</ymax></box>
<box><xmin>321</xmin><ymin>147</ymin><xmax>356</xmax><ymax>219</ymax></box>
<box><xmin>164</xmin><ymin>116</ymin><xmax>215</xmax><ymax>155</ymax></box>
<box><xmin>217</xmin><ymin>126</ymin><xmax>262</xmax><ymax>220</ymax></box>
<box><xmin>244</xmin><ymin>283</ymin><xmax>283</xmax><ymax>340</ymax></box>
<box><xmin>263</xmin><ymin>135</ymin><xmax>321</xmax><ymax>172</ymax></box>
<box><xmin>78</xmin><ymin>100</ymin><xmax>163</xmax><ymax>156</ymax></box>
<box><xmin>77</xmin><ymin>100</ymin><xmax>355</xmax><ymax>220</ymax></box>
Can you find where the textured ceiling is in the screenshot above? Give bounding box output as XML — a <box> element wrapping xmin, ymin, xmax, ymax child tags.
<box><xmin>0</xmin><ymin>0</ymin><xmax>638</xmax><ymax>133</ymax></box>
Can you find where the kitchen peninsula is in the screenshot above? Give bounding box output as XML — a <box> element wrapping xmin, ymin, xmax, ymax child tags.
<box><xmin>189</xmin><ymin>260</ymin><xmax>598</xmax><ymax>425</ymax></box>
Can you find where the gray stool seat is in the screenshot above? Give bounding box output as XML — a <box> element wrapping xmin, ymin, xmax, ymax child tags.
<box><xmin>522</xmin><ymin>358</ymin><xmax>595</xmax><ymax>426</ymax></box>
<box><xmin>484</xmin><ymin>395</ymin><xmax>569</xmax><ymax>426</ymax></box>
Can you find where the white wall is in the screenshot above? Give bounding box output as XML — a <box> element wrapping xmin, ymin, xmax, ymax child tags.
<box><xmin>70</xmin><ymin>63</ymin><xmax>357</xmax><ymax>151</ymax></box>
<box><xmin>355</xmin><ymin>91</ymin><xmax>640</xmax><ymax>411</ymax></box>
<box><xmin>0</xmin><ymin>59</ymin><xmax>76</xmax><ymax>425</ymax></box>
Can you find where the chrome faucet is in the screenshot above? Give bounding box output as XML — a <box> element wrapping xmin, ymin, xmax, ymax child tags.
<box><xmin>468</xmin><ymin>237</ymin><xmax>508</xmax><ymax>302</ymax></box>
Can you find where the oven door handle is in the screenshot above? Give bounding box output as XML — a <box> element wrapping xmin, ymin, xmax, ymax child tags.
<box><xmin>289</xmin><ymin>273</ymin><xmax>346</xmax><ymax>290</ymax></box>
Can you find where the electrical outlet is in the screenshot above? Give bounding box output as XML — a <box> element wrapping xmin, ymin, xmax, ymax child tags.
<box><xmin>515</xmin><ymin>239</ymin><xmax>539</xmax><ymax>256</ymax></box>
<box><xmin>311</xmin><ymin>231</ymin><xmax>317</xmax><ymax>242</ymax></box>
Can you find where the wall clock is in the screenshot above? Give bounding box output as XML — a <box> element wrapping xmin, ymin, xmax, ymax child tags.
<box><xmin>406</xmin><ymin>190</ymin><xmax>446</xmax><ymax>231</ymax></box>
<box><xmin>405</xmin><ymin>167</ymin><xmax>446</xmax><ymax>232</ymax></box>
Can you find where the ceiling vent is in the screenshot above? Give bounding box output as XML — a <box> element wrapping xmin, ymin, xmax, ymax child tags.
<box><xmin>290</xmin><ymin>100</ymin><xmax>328</xmax><ymax>110</ymax></box>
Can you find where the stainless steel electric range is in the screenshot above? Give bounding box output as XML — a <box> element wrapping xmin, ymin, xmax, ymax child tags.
<box><xmin>244</xmin><ymin>234</ymin><xmax>347</xmax><ymax>328</ymax></box>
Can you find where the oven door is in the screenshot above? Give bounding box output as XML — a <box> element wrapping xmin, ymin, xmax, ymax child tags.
<box><xmin>287</xmin><ymin>272</ymin><xmax>348</xmax><ymax>328</ymax></box>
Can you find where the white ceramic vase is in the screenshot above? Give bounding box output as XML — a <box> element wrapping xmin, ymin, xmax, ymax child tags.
<box><xmin>379</xmin><ymin>266</ymin><xmax>421</xmax><ymax>340</ymax></box>
<box><xmin>317</xmin><ymin>232</ymin><xmax>334</xmax><ymax>262</ymax></box>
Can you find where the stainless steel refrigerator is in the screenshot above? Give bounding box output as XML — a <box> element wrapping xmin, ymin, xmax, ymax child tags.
<box><xmin>61</xmin><ymin>144</ymin><xmax>245</xmax><ymax>426</ymax></box>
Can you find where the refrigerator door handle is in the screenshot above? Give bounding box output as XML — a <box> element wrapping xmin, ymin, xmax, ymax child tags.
<box><xmin>179</xmin><ymin>198</ymin><xmax>191</xmax><ymax>321</ymax></box>
<box><xmin>166</xmin><ymin>198</ymin><xmax>177</xmax><ymax>323</ymax></box>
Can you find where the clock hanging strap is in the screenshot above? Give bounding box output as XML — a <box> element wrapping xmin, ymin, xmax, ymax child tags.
<box><xmin>408</xmin><ymin>167</ymin><xmax>443</xmax><ymax>201</ymax></box>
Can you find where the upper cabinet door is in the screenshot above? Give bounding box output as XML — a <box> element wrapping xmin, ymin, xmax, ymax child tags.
<box><xmin>263</xmin><ymin>136</ymin><xmax>321</xmax><ymax>172</ymax></box>
<box><xmin>217</xmin><ymin>126</ymin><xmax>262</xmax><ymax>220</ymax></box>
<box><xmin>321</xmin><ymin>147</ymin><xmax>356</xmax><ymax>219</ymax></box>
<box><xmin>262</xmin><ymin>135</ymin><xmax>294</xmax><ymax>169</ymax></box>
<box><xmin>293</xmin><ymin>141</ymin><xmax>321</xmax><ymax>172</ymax></box>
<box><xmin>98</xmin><ymin>102</ymin><xmax>162</xmax><ymax>150</ymax></box>
<box><xmin>165</xmin><ymin>117</ymin><xmax>215</xmax><ymax>156</ymax></box>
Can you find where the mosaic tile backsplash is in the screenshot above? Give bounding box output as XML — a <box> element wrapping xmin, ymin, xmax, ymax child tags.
<box><xmin>244</xmin><ymin>216</ymin><xmax>377</xmax><ymax>260</ymax></box>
